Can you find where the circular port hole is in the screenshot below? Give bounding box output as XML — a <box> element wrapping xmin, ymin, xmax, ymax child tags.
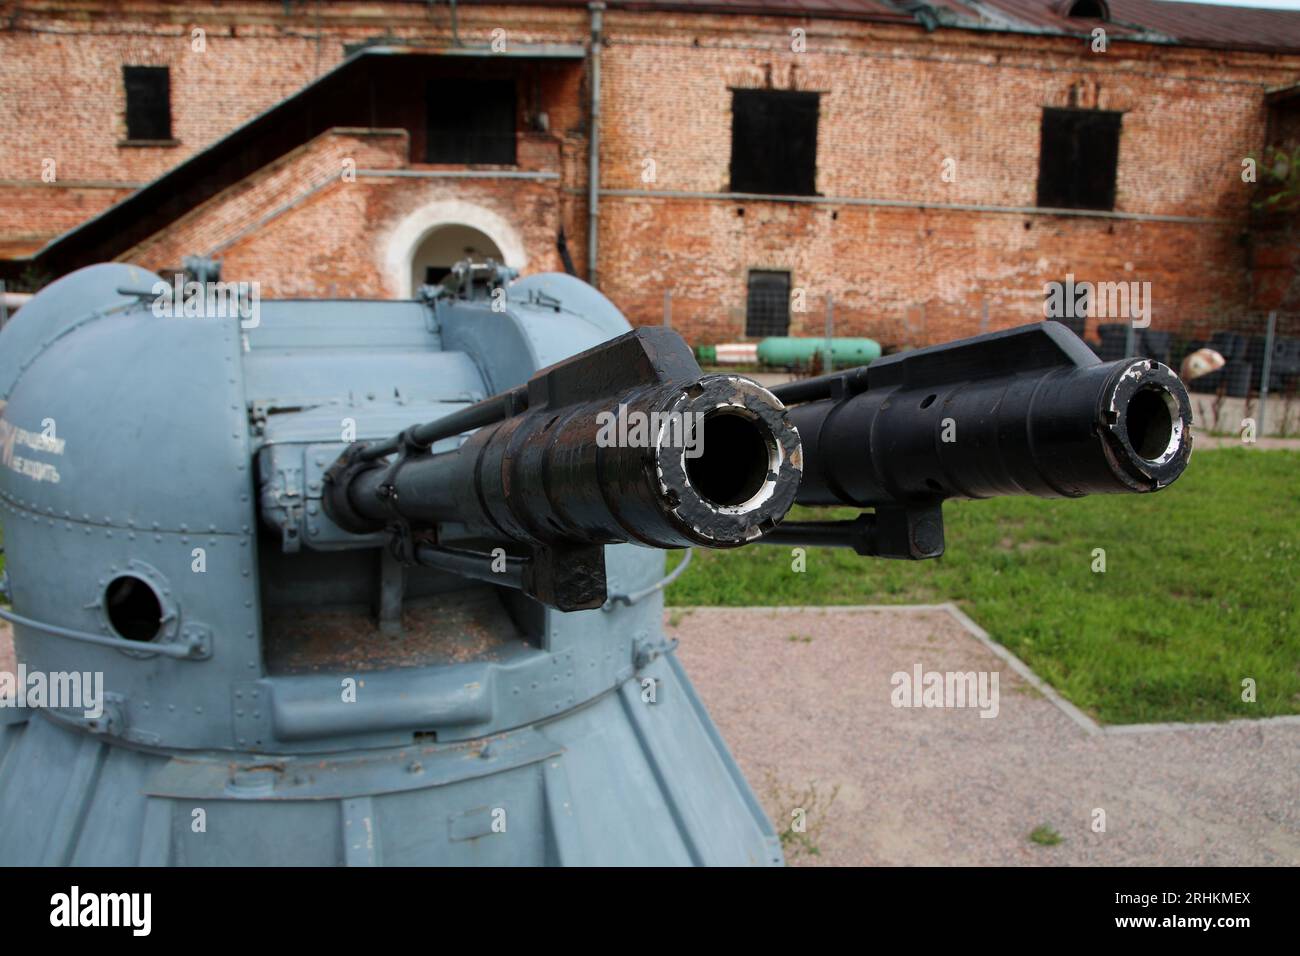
<box><xmin>685</xmin><ymin>411</ymin><xmax>773</xmax><ymax>508</ymax></box>
<box><xmin>105</xmin><ymin>575</ymin><xmax>164</xmax><ymax>642</ymax></box>
<box><xmin>1126</xmin><ymin>387</ymin><xmax>1175</xmax><ymax>462</ymax></box>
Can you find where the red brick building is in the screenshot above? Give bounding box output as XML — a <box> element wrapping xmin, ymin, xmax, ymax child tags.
<box><xmin>3</xmin><ymin>0</ymin><xmax>1300</xmax><ymax>347</ymax></box>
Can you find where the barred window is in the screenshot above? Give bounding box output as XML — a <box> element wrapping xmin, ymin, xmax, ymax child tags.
<box><xmin>745</xmin><ymin>270</ymin><xmax>791</xmax><ymax>338</ymax></box>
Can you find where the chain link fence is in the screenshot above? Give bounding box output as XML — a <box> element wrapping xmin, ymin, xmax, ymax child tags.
<box><xmin>1085</xmin><ymin>310</ymin><xmax>1300</xmax><ymax>439</ymax></box>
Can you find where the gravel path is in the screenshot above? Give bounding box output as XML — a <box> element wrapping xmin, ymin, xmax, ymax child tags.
<box><xmin>0</xmin><ymin>622</ymin><xmax>12</xmax><ymax>677</ymax></box>
<box><xmin>671</xmin><ymin>606</ymin><xmax>1300</xmax><ymax>867</ymax></box>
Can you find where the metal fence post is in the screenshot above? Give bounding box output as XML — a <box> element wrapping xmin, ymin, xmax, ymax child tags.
<box><xmin>980</xmin><ymin>298</ymin><xmax>989</xmax><ymax>335</ymax></box>
<box><xmin>824</xmin><ymin>293</ymin><xmax>834</xmax><ymax>371</ymax></box>
<box><xmin>1124</xmin><ymin>320</ymin><xmax>1136</xmax><ymax>358</ymax></box>
<box><xmin>1259</xmin><ymin>310</ymin><xmax>1277</xmax><ymax>437</ymax></box>
<box><xmin>663</xmin><ymin>289</ymin><xmax>672</xmax><ymax>328</ymax></box>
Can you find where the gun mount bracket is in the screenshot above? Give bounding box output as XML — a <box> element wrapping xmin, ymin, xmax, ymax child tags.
<box><xmin>762</xmin><ymin>503</ymin><xmax>945</xmax><ymax>560</ymax></box>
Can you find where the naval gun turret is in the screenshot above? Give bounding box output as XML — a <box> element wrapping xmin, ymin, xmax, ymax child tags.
<box><xmin>0</xmin><ymin>260</ymin><xmax>1190</xmax><ymax>866</ymax></box>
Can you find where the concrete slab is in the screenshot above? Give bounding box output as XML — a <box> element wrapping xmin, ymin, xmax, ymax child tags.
<box><xmin>1190</xmin><ymin>434</ymin><xmax>1300</xmax><ymax>450</ymax></box>
<box><xmin>1188</xmin><ymin>393</ymin><xmax>1300</xmax><ymax>439</ymax></box>
<box><xmin>671</xmin><ymin>605</ymin><xmax>1300</xmax><ymax>867</ymax></box>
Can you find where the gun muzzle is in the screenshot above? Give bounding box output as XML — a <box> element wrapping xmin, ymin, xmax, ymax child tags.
<box><xmin>764</xmin><ymin>322</ymin><xmax>1193</xmax><ymax>561</ymax></box>
<box><xmin>330</xmin><ymin>372</ymin><xmax>800</xmax><ymax>549</ymax></box>
<box><xmin>788</xmin><ymin>352</ymin><xmax>1191</xmax><ymax>507</ymax></box>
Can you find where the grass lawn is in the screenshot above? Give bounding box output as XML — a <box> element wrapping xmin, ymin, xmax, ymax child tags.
<box><xmin>666</xmin><ymin>447</ymin><xmax>1300</xmax><ymax>725</ymax></box>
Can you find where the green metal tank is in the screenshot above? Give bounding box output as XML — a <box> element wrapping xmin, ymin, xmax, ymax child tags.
<box><xmin>756</xmin><ymin>337</ymin><xmax>882</xmax><ymax>369</ymax></box>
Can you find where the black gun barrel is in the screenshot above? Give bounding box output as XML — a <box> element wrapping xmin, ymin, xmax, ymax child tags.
<box><xmin>781</xmin><ymin>322</ymin><xmax>1192</xmax><ymax>509</ymax></box>
<box><xmin>334</xmin><ymin>375</ymin><xmax>799</xmax><ymax>548</ymax></box>
<box><xmin>756</xmin><ymin>322</ymin><xmax>1192</xmax><ymax>561</ymax></box>
<box><xmin>323</xmin><ymin>327</ymin><xmax>803</xmax><ymax>609</ymax></box>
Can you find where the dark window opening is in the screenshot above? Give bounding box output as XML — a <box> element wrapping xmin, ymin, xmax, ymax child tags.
<box><xmin>1036</xmin><ymin>108</ymin><xmax>1122</xmax><ymax>211</ymax></box>
<box><xmin>745</xmin><ymin>270</ymin><xmax>791</xmax><ymax>337</ymax></box>
<box><xmin>1265</xmin><ymin>95</ymin><xmax>1300</xmax><ymax>151</ymax></box>
<box><xmin>426</xmin><ymin>79</ymin><xmax>517</xmax><ymax>164</ymax></box>
<box><xmin>1066</xmin><ymin>0</ymin><xmax>1107</xmax><ymax>18</ymax></box>
<box><xmin>730</xmin><ymin>90</ymin><xmax>819</xmax><ymax>196</ymax></box>
<box><xmin>124</xmin><ymin>66</ymin><xmax>172</xmax><ymax>141</ymax></box>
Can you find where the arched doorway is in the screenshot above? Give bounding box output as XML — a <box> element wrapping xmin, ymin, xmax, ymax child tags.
<box><xmin>410</xmin><ymin>224</ymin><xmax>504</xmax><ymax>292</ymax></box>
<box><xmin>381</xmin><ymin>199</ymin><xmax>528</xmax><ymax>298</ymax></box>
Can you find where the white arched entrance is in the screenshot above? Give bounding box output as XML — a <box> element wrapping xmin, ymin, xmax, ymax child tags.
<box><xmin>382</xmin><ymin>200</ymin><xmax>528</xmax><ymax>298</ymax></box>
<box><xmin>410</xmin><ymin>224</ymin><xmax>504</xmax><ymax>291</ymax></box>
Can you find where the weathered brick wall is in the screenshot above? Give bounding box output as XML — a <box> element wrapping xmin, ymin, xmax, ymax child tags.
<box><xmin>1249</xmin><ymin>218</ymin><xmax>1300</xmax><ymax>314</ymax></box>
<box><xmin>3</xmin><ymin>1</ymin><xmax>1297</xmax><ymax>343</ymax></box>
<box><xmin>206</xmin><ymin>172</ymin><xmax>565</xmax><ymax>299</ymax></box>
<box><xmin>0</xmin><ymin>184</ymin><xmax>134</xmax><ymax>258</ymax></box>
<box><xmin>0</xmin><ymin>1</ymin><xmax>585</xmax><ymax>263</ymax></box>
<box><xmin>595</xmin><ymin>15</ymin><xmax>1288</xmax><ymax>343</ymax></box>
<box><xmin>596</xmin><ymin>15</ymin><xmax>1275</xmax><ymax>219</ymax></box>
<box><xmin>601</xmin><ymin>200</ymin><xmax>1249</xmax><ymax>348</ymax></box>
<box><xmin>0</xmin><ymin>2</ymin><xmax>582</xmax><ymax>181</ymax></box>
<box><xmin>127</xmin><ymin>127</ymin><xmax>412</xmax><ymax>274</ymax></box>
<box><xmin>128</xmin><ymin>125</ymin><xmax>564</xmax><ymax>297</ymax></box>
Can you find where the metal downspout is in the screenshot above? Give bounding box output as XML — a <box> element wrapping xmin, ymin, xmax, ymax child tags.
<box><xmin>587</xmin><ymin>2</ymin><xmax>605</xmax><ymax>286</ymax></box>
